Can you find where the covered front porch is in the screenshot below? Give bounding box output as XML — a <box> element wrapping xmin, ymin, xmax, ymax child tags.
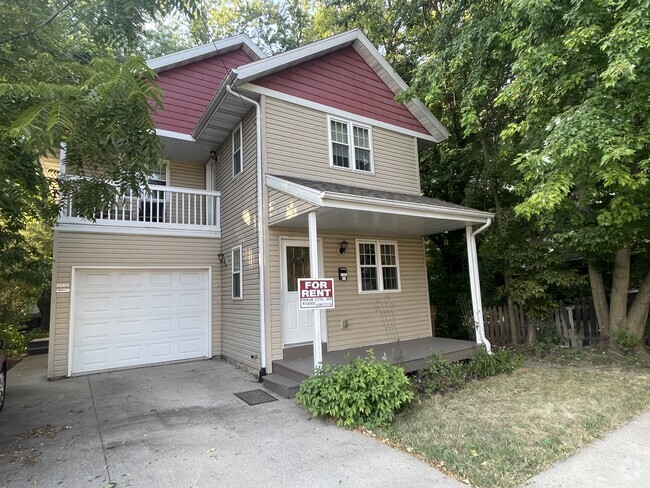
<box><xmin>264</xmin><ymin>336</ymin><xmax>480</xmax><ymax>398</ymax></box>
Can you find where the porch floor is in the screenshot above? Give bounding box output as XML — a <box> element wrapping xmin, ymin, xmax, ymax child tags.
<box><xmin>275</xmin><ymin>336</ymin><xmax>480</xmax><ymax>380</ymax></box>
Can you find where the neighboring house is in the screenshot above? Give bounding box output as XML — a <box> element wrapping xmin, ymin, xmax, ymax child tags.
<box><xmin>47</xmin><ymin>30</ymin><xmax>494</xmax><ymax>389</ymax></box>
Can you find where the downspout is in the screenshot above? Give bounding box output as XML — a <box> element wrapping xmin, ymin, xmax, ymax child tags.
<box><xmin>468</xmin><ymin>218</ymin><xmax>492</xmax><ymax>353</ymax></box>
<box><xmin>226</xmin><ymin>84</ymin><xmax>267</xmax><ymax>380</ymax></box>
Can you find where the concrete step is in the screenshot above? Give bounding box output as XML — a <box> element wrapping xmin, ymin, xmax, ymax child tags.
<box><xmin>271</xmin><ymin>362</ymin><xmax>310</xmax><ymax>383</ymax></box>
<box><xmin>262</xmin><ymin>374</ymin><xmax>301</xmax><ymax>399</ymax></box>
<box><xmin>28</xmin><ymin>337</ymin><xmax>49</xmax><ymax>355</ymax></box>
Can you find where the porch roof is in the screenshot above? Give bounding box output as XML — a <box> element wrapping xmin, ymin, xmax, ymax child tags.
<box><xmin>267</xmin><ymin>175</ymin><xmax>494</xmax><ymax>235</ymax></box>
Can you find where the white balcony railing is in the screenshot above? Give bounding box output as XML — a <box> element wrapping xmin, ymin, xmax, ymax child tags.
<box><xmin>59</xmin><ymin>184</ymin><xmax>221</xmax><ymax>235</ymax></box>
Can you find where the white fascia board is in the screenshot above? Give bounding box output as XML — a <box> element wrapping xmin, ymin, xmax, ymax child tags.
<box><xmin>322</xmin><ymin>192</ymin><xmax>494</xmax><ymax>223</ymax></box>
<box><xmin>235</xmin><ymin>30</ymin><xmax>360</xmax><ymax>83</ymax></box>
<box><xmin>147</xmin><ymin>35</ymin><xmax>266</xmax><ymax>73</ymax></box>
<box><xmin>241</xmin><ymin>84</ymin><xmax>439</xmax><ymax>143</ymax></box>
<box><xmin>156</xmin><ymin>128</ymin><xmax>195</xmax><ymax>142</ymax></box>
<box><xmin>266</xmin><ymin>175</ymin><xmax>324</xmax><ymax>207</ymax></box>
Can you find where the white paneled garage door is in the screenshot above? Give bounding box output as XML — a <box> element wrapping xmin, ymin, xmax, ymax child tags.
<box><xmin>71</xmin><ymin>268</ymin><xmax>210</xmax><ymax>375</ymax></box>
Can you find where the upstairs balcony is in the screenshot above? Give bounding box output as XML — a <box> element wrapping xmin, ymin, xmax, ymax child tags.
<box><xmin>58</xmin><ymin>183</ymin><xmax>221</xmax><ymax>238</ymax></box>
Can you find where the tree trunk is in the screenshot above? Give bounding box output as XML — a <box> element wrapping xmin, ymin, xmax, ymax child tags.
<box><xmin>627</xmin><ymin>270</ymin><xmax>650</xmax><ymax>339</ymax></box>
<box><xmin>588</xmin><ymin>262</ymin><xmax>610</xmax><ymax>349</ymax></box>
<box><xmin>609</xmin><ymin>245</ymin><xmax>631</xmax><ymax>336</ymax></box>
<box><xmin>526</xmin><ymin>318</ymin><xmax>537</xmax><ymax>346</ymax></box>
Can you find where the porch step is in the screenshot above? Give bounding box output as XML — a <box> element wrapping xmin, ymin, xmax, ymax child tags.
<box><xmin>262</xmin><ymin>374</ymin><xmax>301</xmax><ymax>399</ymax></box>
<box><xmin>271</xmin><ymin>361</ymin><xmax>311</xmax><ymax>383</ymax></box>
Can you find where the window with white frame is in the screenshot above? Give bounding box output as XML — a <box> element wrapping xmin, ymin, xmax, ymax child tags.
<box><xmin>232</xmin><ymin>245</ymin><xmax>243</xmax><ymax>299</ymax></box>
<box><xmin>232</xmin><ymin>123</ymin><xmax>243</xmax><ymax>177</ymax></box>
<box><xmin>329</xmin><ymin>117</ymin><xmax>372</xmax><ymax>172</ymax></box>
<box><xmin>357</xmin><ymin>240</ymin><xmax>400</xmax><ymax>293</ymax></box>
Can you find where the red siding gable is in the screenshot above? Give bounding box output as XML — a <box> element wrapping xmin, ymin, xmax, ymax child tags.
<box><xmin>152</xmin><ymin>49</ymin><xmax>253</xmax><ymax>134</ymax></box>
<box><xmin>252</xmin><ymin>47</ymin><xmax>428</xmax><ymax>134</ymax></box>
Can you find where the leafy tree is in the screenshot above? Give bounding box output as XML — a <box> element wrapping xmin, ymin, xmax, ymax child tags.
<box><xmin>0</xmin><ymin>0</ymin><xmax>197</xmax><ymax>336</ymax></box>
<box><xmin>502</xmin><ymin>0</ymin><xmax>650</xmax><ymax>351</ymax></box>
<box><xmin>197</xmin><ymin>0</ymin><xmax>319</xmax><ymax>55</ymax></box>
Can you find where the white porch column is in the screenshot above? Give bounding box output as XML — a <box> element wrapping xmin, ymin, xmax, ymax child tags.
<box><xmin>308</xmin><ymin>211</ymin><xmax>323</xmax><ymax>368</ymax></box>
<box><xmin>465</xmin><ymin>222</ymin><xmax>492</xmax><ymax>353</ymax></box>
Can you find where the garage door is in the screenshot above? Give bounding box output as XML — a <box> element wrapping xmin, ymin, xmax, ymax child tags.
<box><xmin>71</xmin><ymin>268</ymin><xmax>210</xmax><ymax>375</ymax></box>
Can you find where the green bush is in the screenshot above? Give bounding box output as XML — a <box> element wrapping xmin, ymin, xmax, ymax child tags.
<box><xmin>614</xmin><ymin>330</ymin><xmax>640</xmax><ymax>356</ymax></box>
<box><xmin>465</xmin><ymin>349</ymin><xmax>525</xmax><ymax>379</ymax></box>
<box><xmin>296</xmin><ymin>351</ymin><xmax>414</xmax><ymax>428</ymax></box>
<box><xmin>0</xmin><ymin>324</ymin><xmax>28</xmax><ymax>356</ymax></box>
<box><xmin>414</xmin><ymin>349</ymin><xmax>525</xmax><ymax>397</ymax></box>
<box><xmin>412</xmin><ymin>353</ymin><xmax>466</xmax><ymax>395</ymax></box>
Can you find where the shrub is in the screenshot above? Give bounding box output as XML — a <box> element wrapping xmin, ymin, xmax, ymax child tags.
<box><xmin>0</xmin><ymin>324</ymin><xmax>28</xmax><ymax>356</ymax></box>
<box><xmin>465</xmin><ymin>349</ymin><xmax>525</xmax><ymax>379</ymax></box>
<box><xmin>296</xmin><ymin>350</ymin><xmax>414</xmax><ymax>428</ymax></box>
<box><xmin>412</xmin><ymin>353</ymin><xmax>466</xmax><ymax>395</ymax></box>
<box><xmin>614</xmin><ymin>330</ymin><xmax>640</xmax><ymax>356</ymax></box>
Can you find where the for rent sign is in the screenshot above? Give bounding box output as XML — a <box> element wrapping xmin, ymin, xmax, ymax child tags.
<box><xmin>298</xmin><ymin>278</ymin><xmax>335</xmax><ymax>310</ymax></box>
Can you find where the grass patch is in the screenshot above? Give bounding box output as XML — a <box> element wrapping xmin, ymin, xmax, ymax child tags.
<box><xmin>383</xmin><ymin>349</ymin><xmax>650</xmax><ymax>488</ymax></box>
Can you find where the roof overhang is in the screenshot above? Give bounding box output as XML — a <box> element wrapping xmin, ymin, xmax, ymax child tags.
<box><xmin>267</xmin><ymin>175</ymin><xmax>493</xmax><ymax>236</ymax></box>
<box><xmin>146</xmin><ymin>35</ymin><xmax>266</xmax><ymax>73</ymax></box>
<box><xmin>155</xmin><ymin>129</ymin><xmax>214</xmax><ymax>164</ymax></box>
<box><xmin>192</xmin><ymin>29</ymin><xmax>450</xmax><ymax>146</ymax></box>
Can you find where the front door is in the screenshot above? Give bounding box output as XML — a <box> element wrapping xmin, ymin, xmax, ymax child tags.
<box><xmin>281</xmin><ymin>240</ymin><xmax>324</xmax><ymax>345</ymax></box>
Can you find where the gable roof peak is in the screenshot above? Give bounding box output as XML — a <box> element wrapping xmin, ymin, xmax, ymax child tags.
<box><xmin>147</xmin><ymin>34</ymin><xmax>266</xmax><ymax>73</ymax></box>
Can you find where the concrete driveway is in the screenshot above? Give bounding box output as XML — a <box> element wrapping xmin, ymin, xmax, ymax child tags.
<box><xmin>0</xmin><ymin>356</ymin><xmax>463</xmax><ymax>488</ymax></box>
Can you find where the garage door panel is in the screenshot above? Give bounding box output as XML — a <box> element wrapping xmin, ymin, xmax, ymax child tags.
<box><xmin>83</xmin><ymin>272</ymin><xmax>112</xmax><ymax>288</ymax></box>
<box><xmin>71</xmin><ymin>268</ymin><xmax>210</xmax><ymax>375</ymax></box>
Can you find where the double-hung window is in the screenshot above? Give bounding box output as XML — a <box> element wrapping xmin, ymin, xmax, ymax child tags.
<box><xmin>232</xmin><ymin>123</ymin><xmax>243</xmax><ymax>177</ymax></box>
<box><xmin>232</xmin><ymin>245</ymin><xmax>243</xmax><ymax>300</ymax></box>
<box><xmin>357</xmin><ymin>240</ymin><xmax>400</xmax><ymax>293</ymax></box>
<box><xmin>329</xmin><ymin>116</ymin><xmax>372</xmax><ymax>173</ymax></box>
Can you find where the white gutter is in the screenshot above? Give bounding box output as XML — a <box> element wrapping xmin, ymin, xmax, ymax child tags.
<box><xmin>466</xmin><ymin>219</ymin><xmax>492</xmax><ymax>353</ymax></box>
<box><xmin>226</xmin><ymin>84</ymin><xmax>268</xmax><ymax>378</ymax></box>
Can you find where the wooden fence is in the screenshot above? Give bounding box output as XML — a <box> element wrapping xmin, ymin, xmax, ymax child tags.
<box><xmin>483</xmin><ymin>297</ymin><xmax>600</xmax><ymax>347</ymax></box>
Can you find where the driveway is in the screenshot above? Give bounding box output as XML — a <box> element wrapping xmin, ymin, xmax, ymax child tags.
<box><xmin>0</xmin><ymin>355</ymin><xmax>463</xmax><ymax>488</ymax></box>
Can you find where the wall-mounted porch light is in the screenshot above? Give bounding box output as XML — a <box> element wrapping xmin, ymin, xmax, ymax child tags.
<box><xmin>210</xmin><ymin>150</ymin><xmax>217</xmax><ymax>161</ymax></box>
<box><xmin>217</xmin><ymin>253</ymin><xmax>225</xmax><ymax>264</ymax></box>
<box><xmin>339</xmin><ymin>240</ymin><xmax>348</xmax><ymax>254</ymax></box>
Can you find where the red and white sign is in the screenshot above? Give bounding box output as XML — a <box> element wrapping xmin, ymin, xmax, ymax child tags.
<box><xmin>298</xmin><ymin>278</ymin><xmax>335</xmax><ymax>310</ymax></box>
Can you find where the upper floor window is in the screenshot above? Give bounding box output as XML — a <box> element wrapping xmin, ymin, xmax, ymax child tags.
<box><xmin>329</xmin><ymin>116</ymin><xmax>372</xmax><ymax>173</ymax></box>
<box><xmin>232</xmin><ymin>123</ymin><xmax>243</xmax><ymax>177</ymax></box>
<box><xmin>357</xmin><ymin>240</ymin><xmax>400</xmax><ymax>293</ymax></box>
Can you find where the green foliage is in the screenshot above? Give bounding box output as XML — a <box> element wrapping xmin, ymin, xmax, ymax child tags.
<box><xmin>0</xmin><ymin>324</ymin><xmax>28</xmax><ymax>356</ymax></box>
<box><xmin>412</xmin><ymin>353</ymin><xmax>466</xmax><ymax>396</ymax></box>
<box><xmin>465</xmin><ymin>349</ymin><xmax>525</xmax><ymax>379</ymax></box>
<box><xmin>414</xmin><ymin>350</ymin><xmax>525</xmax><ymax>397</ymax></box>
<box><xmin>296</xmin><ymin>351</ymin><xmax>414</xmax><ymax>428</ymax></box>
<box><xmin>614</xmin><ymin>330</ymin><xmax>641</xmax><ymax>356</ymax></box>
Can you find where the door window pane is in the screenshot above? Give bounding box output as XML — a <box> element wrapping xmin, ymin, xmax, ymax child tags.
<box><xmin>286</xmin><ymin>246</ymin><xmax>310</xmax><ymax>292</ymax></box>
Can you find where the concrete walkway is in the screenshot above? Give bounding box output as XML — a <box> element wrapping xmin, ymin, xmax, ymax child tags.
<box><xmin>0</xmin><ymin>355</ymin><xmax>463</xmax><ymax>488</ymax></box>
<box><xmin>526</xmin><ymin>409</ymin><xmax>650</xmax><ymax>488</ymax></box>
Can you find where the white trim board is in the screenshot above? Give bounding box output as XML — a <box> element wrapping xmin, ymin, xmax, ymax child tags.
<box><xmin>156</xmin><ymin>128</ymin><xmax>195</xmax><ymax>142</ymax></box>
<box><xmin>242</xmin><ymin>84</ymin><xmax>439</xmax><ymax>143</ymax></box>
<box><xmin>147</xmin><ymin>35</ymin><xmax>266</xmax><ymax>73</ymax></box>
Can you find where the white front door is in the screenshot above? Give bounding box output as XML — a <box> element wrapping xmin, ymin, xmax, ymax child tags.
<box><xmin>71</xmin><ymin>268</ymin><xmax>210</xmax><ymax>375</ymax></box>
<box><xmin>281</xmin><ymin>240</ymin><xmax>325</xmax><ymax>345</ymax></box>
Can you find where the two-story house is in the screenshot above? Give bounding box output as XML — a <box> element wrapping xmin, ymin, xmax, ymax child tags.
<box><xmin>48</xmin><ymin>30</ymin><xmax>494</xmax><ymax>395</ymax></box>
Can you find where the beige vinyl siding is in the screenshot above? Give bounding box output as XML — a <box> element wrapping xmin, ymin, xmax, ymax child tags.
<box><xmin>214</xmin><ymin>110</ymin><xmax>261</xmax><ymax>373</ymax></box>
<box><xmin>41</xmin><ymin>156</ymin><xmax>60</xmax><ymax>177</ymax></box>
<box><xmin>268</xmin><ymin>228</ymin><xmax>431</xmax><ymax>360</ymax></box>
<box><xmin>48</xmin><ymin>231</ymin><xmax>222</xmax><ymax>379</ymax></box>
<box><xmin>169</xmin><ymin>160</ymin><xmax>205</xmax><ymax>189</ymax></box>
<box><xmin>268</xmin><ymin>188</ymin><xmax>318</xmax><ymax>226</ymax></box>
<box><xmin>264</xmin><ymin>97</ymin><xmax>421</xmax><ymax>195</ymax></box>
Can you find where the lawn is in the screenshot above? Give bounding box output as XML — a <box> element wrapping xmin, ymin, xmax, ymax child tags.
<box><xmin>383</xmin><ymin>349</ymin><xmax>650</xmax><ymax>488</ymax></box>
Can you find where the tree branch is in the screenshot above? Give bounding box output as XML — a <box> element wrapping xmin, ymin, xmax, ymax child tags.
<box><xmin>0</xmin><ymin>0</ymin><xmax>76</xmax><ymax>45</ymax></box>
